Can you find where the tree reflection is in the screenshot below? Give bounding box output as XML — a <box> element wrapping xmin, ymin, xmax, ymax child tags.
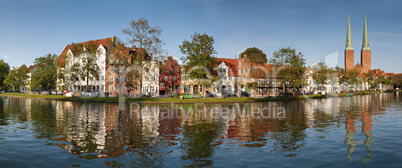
<box><xmin>30</xmin><ymin>99</ymin><xmax>57</xmax><ymax>139</ymax></box>
<box><xmin>271</xmin><ymin>102</ymin><xmax>307</xmax><ymax>153</ymax></box>
<box><xmin>180</xmin><ymin>120</ymin><xmax>220</xmax><ymax>167</ymax></box>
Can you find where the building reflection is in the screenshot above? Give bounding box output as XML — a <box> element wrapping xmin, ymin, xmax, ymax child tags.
<box><xmin>341</xmin><ymin>93</ymin><xmax>391</xmax><ymax>163</ymax></box>
<box><xmin>4</xmin><ymin>92</ymin><xmax>397</xmax><ymax>167</ymax></box>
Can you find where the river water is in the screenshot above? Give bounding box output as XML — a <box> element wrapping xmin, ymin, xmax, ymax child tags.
<box><xmin>0</xmin><ymin>93</ymin><xmax>401</xmax><ymax>167</ymax></box>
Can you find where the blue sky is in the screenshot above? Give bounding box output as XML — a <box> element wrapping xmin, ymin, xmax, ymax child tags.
<box><xmin>0</xmin><ymin>0</ymin><xmax>401</xmax><ymax>73</ymax></box>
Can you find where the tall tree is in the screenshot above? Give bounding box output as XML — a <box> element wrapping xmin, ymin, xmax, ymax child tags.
<box><xmin>122</xmin><ymin>18</ymin><xmax>165</xmax><ymax>61</ymax></box>
<box><xmin>269</xmin><ymin>47</ymin><xmax>306</xmax><ymax>94</ymax></box>
<box><xmin>121</xmin><ymin>18</ymin><xmax>165</xmax><ymax>95</ymax></box>
<box><xmin>313</xmin><ymin>61</ymin><xmax>330</xmax><ymax>91</ymax></box>
<box><xmin>0</xmin><ymin>59</ymin><xmax>10</xmax><ymax>90</ymax></box>
<box><xmin>30</xmin><ymin>54</ymin><xmax>57</xmax><ymax>93</ymax></box>
<box><xmin>240</xmin><ymin>47</ymin><xmax>267</xmax><ymax>64</ymax></box>
<box><xmin>180</xmin><ymin>32</ymin><xmax>217</xmax><ymax>79</ymax></box>
<box><xmin>80</xmin><ymin>56</ymin><xmax>99</xmax><ymax>92</ymax></box>
<box><xmin>4</xmin><ymin>65</ymin><xmax>28</xmax><ymax>92</ymax></box>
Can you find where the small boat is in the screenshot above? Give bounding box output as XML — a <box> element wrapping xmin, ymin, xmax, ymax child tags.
<box><xmin>346</xmin><ymin>94</ymin><xmax>353</xmax><ymax>97</ymax></box>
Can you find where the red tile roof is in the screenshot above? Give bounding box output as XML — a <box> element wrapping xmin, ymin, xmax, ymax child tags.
<box><xmin>216</xmin><ymin>58</ymin><xmax>240</xmax><ymax>76</ymax></box>
<box><xmin>58</xmin><ymin>37</ymin><xmax>114</xmax><ymax>67</ymax></box>
<box><xmin>28</xmin><ymin>65</ymin><xmax>35</xmax><ymax>72</ymax></box>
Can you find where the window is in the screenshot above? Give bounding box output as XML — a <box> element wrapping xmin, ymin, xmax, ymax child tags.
<box><xmin>167</xmin><ymin>69</ymin><xmax>169</xmax><ymax>73</ymax></box>
<box><xmin>172</xmin><ymin>76</ymin><xmax>176</xmax><ymax>81</ymax></box>
<box><xmin>164</xmin><ymin>76</ymin><xmax>168</xmax><ymax>81</ymax></box>
<box><xmin>161</xmin><ymin>83</ymin><xmax>165</xmax><ymax>88</ymax></box>
<box><xmin>172</xmin><ymin>69</ymin><xmax>174</xmax><ymax>73</ymax></box>
<box><xmin>184</xmin><ymin>85</ymin><xmax>190</xmax><ymax>94</ymax></box>
<box><xmin>200</xmin><ymin>85</ymin><xmax>202</xmax><ymax>92</ymax></box>
<box><xmin>110</xmin><ymin>86</ymin><xmax>114</xmax><ymax>91</ymax></box>
<box><xmin>134</xmin><ymin>86</ymin><xmax>137</xmax><ymax>90</ymax></box>
<box><xmin>169</xmin><ymin>85</ymin><xmax>173</xmax><ymax>92</ymax></box>
<box><xmin>110</xmin><ymin>77</ymin><xmax>113</xmax><ymax>82</ymax></box>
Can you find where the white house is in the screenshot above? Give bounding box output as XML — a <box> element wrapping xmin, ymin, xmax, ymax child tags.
<box><xmin>58</xmin><ymin>37</ymin><xmax>113</xmax><ymax>96</ymax></box>
<box><xmin>213</xmin><ymin>59</ymin><xmax>236</xmax><ymax>97</ymax></box>
<box><xmin>142</xmin><ymin>60</ymin><xmax>160</xmax><ymax>97</ymax></box>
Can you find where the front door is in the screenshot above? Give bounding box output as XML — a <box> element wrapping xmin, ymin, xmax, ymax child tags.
<box><xmin>193</xmin><ymin>85</ymin><xmax>198</xmax><ymax>94</ymax></box>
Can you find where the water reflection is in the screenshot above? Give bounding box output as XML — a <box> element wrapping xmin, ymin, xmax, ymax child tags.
<box><xmin>0</xmin><ymin>93</ymin><xmax>398</xmax><ymax>167</ymax></box>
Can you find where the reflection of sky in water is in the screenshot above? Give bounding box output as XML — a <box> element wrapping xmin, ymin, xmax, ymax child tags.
<box><xmin>0</xmin><ymin>93</ymin><xmax>401</xmax><ymax>167</ymax></box>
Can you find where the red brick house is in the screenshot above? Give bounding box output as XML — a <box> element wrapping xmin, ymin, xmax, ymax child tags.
<box><xmin>106</xmin><ymin>45</ymin><xmax>150</xmax><ymax>97</ymax></box>
<box><xmin>159</xmin><ymin>56</ymin><xmax>181</xmax><ymax>96</ymax></box>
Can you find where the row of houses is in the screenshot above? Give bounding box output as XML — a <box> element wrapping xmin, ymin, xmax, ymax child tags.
<box><xmin>19</xmin><ymin>37</ymin><xmax>398</xmax><ymax>97</ymax></box>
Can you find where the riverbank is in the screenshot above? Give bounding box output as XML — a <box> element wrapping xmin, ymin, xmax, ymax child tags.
<box><xmin>0</xmin><ymin>91</ymin><xmax>399</xmax><ymax>104</ymax></box>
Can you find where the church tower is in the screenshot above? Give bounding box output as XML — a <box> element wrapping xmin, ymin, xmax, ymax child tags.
<box><xmin>345</xmin><ymin>13</ymin><xmax>354</xmax><ymax>71</ymax></box>
<box><xmin>361</xmin><ymin>13</ymin><xmax>371</xmax><ymax>73</ymax></box>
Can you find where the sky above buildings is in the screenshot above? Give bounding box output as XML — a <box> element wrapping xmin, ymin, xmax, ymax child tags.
<box><xmin>0</xmin><ymin>0</ymin><xmax>401</xmax><ymax>73</ymax></box>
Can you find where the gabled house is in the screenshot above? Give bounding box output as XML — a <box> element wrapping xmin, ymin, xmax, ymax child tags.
<box><xmin>214</xmin><ymin>58</ymin><xmax>238</xmax><ymax>97</ymax></box>
<box><xmin>20</xmin><ymin>65</ymin><xmax>35</xmax><ymax>93</ymax></box>
<box><xmin>106</xmin><ymin>45</ymin><xmax>148</xmax><ymax>97</ymax></box>
<box><xmin>159</xmin><ymin>56</ymin><xmax>180</xmax><ymax>96</ymax></box>
<box><xmin>142</xmin><ymin>60</ymin><xmax>160</xmax><ymax>97</ymax></box>
<box><xmin>58</xmin><ymin>37</ymin><xmax>115</xmax><ymax>96</ymax></box>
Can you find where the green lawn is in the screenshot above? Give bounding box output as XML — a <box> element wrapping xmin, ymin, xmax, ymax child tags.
<box><xmin>0</xmin><ymin>90</ymin><xmax>395</xmax><ymax>104</ymax></box>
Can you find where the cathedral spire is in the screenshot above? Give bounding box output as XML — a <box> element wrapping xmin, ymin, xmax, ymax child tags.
<box><xmin>362</xmin><ymin>13</ymin><xmax>370</xmax><ymax>50</ymax></box>
<box><xmin>346</xmin><ymin>13</ymin><xmax>354</xmax><ymax>50</ymax></box>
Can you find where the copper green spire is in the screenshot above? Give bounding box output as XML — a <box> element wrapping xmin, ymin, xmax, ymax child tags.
<box><xmin>346</xmin><ymin>13</ymin><xmax>354</xmax><ymax>50</ymax></box>
<box><xmin>362</xmin><ymin>13</ymin><xmax>370</xmax><ymax>50</ymax></box>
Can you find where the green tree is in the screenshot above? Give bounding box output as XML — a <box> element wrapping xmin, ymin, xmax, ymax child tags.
<box><xmin>363</xmin><ymin>71</ymin><xmax>376</xmax><ymax>91</ymax></box>
<box><xmin>269</xmin><ymin>47</ymin><xmax>306</xmax><ymax>94</ymax></box>
<box><xmin>313</xmin><ymin>61</ymin><xmax>330</xmax><ymax>91</ymax></box>
<box><xmin>180</xmin><ymin>32</ymin><xmax>217</xmax><ymax>79</ymax></box>
<box><xmin>334</xmin><ymin>66</ymin><xmax>347</xmax><ymax>92</ymax></box>
<box><xmin>345</xmin><ymin>69</ymin><xmax>360</xmax><ymax>91</ymax></box>
<box><xmin>240</xmin><ymin>47</ymin><xmax>267</xmax><ymax>64</ymax></box>
<box><xmin>80</xmin><ymin>56</ymin><xmax>99</xmax><ymax>92</ymax></box>
<box><xmin>376</xmin><ymin>75</ymin><xmax>391</xmax><ymax>90</ymax></box>
<box><xmin>30</xmin><ymin>54</ymin><xmax>57</xmax><ymax>93</ymax></box>
<box><xmin>393</xmin><ymin>75</ymin><xmax>402</xmax><ymax>89</ymax></box>
<box><xmin>4</xmin><ymin>65</ymin><xmax>28</xmax><ymax>92</ymax></box>
<box><xmin>0</xmin><ymin>59</ymin><xmax>10</xmax><ymax>90</ymax></box>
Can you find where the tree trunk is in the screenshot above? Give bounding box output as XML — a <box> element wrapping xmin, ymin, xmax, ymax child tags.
<box><xmin>282</xmin><ymin>83</ymin><xmax>285</xmax><ymax>96</ymax></box>
<box><xmin>86</xmin><ymin>72</ymin><xmax>89</xmax><ymax>92</ymax></box>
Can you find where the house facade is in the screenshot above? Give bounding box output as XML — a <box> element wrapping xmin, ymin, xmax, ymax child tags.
<box><xmin>20</xmin><ymin>65</ymin><xmax>35</xmax><ymax>93</ymax></box>
<box><xmin>58</xmin><ymin>37</ymin><xmax>114</xmax><ymax>96</ymax></box>
<box><xmin>159</xmin><ymin>56</ymin><xmax>181</xmax><ymax>96</ymax></box>
<box><xmin>142</xmin><ymin>60</ymin><xmax>160</xmax><ymax>97</ymax></box>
